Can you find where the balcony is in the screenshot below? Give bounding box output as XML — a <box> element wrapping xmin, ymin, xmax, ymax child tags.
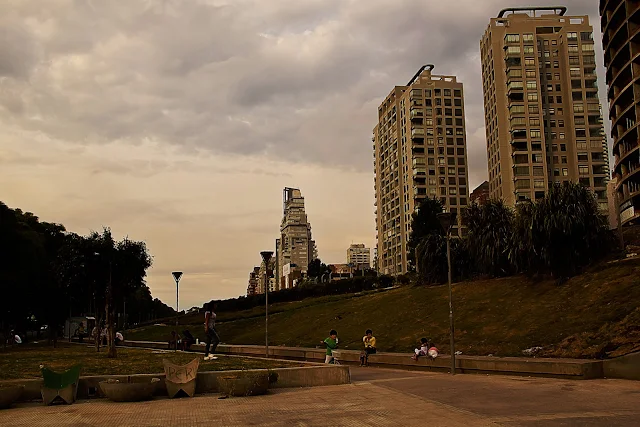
<box><xmin>410</xmin><ymin>108</ymin><xmax>424</xmax><ymax>120</ymax></box>
<box><xmin>511</xmin><ymin>129</ymin><xmax>527</xmax><ymax>140</ymax></box>
<box><xmin>413</xmin><ymin>167</ymin><xmax>426</xmax><ymax>177</ymax></box>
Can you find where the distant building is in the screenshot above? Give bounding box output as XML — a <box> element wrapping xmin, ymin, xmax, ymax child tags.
<box><xmin>608</xmin><ymin>177</ymin><xmax>618</xmax><ymax>230</ymax></box>
<box><xmin>346</xmin><ymin>244</ymin><xmax>371</xmax><ymax>270</ymax></box>
<box><xmin>470</xmin><ymin>181</ymin><xmax>490</xmax><ymax>206</ymax></box>
<box><xmin>246</xmin><ymin>267</ymin><xmax>260</xmax><ymax>296</ymax></box>
<box><xmin>257</xmin><ymin>258</ymin><xmax>275</xmax><ymax>294</ymax></box>
<box><xmin>328</xmin><ymin>264</ymin><xmax>353</xmax><ymax>281</ymax></box>
<box><xmin>276</xmin><ymin>188</ymin><xmax>316</xmax><ymax>289</ymax></box>
<box><xmin>282</xmin><ymin>263</ymin><xmax>303</xmax><ymax>289</ymax></box>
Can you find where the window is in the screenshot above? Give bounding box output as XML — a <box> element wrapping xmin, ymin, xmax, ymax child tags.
<box><xmin>582</xmin><ymin>44</ymin><xmax>594</xmax><ymax>52</ymax></box>
<box><xmin>529</xmin><ymin>105</ymin><xmax>539</xmax><ymax>114</ymax></box>
<box><xmin>560</xmin><ymin>144</ymin><xmax>567</xmax><ymax>152</ymax></box>
<box><xmin>528</xmin><ymin>93</ymin><xmax>539</xmax><ymax>102</ymax></box>
<box><xmin>506</xmin><ymin>46</ymin><xmax>521</xmax><ymax>55</ymax></box>
<box><xmin>569</xmin><ymin>56</ymin><xmax>580</xmax><ymax>65</ymax></box>
<box><xmin>505</xmin><ymin>34</ymin><xmax>520</xmax><ymax>43</ymax></box>
<box><xmin>454</xmin><ymin>89</ymin><xmax>461</xmax><ymax>97</ymax></box>
<box><xmin>531</xmin><ymin>129</ymin><xmax>541</xmax><ymax>138</ymax></box>
<box><xmin>533</xmin><ymin>166</ymin><xmax>544</xmax><ymax>176</ymax></box>
<box><xmin>527</xmin><ymin>81</ymin><xmax>537</xmax><ymax>90</ymax></box>
<box><xmin>530</xmin><ymin>118</ymin><xmax>540</xmax><ymax>126</ymax></box>
<box><xmin>568</xmin><ymin>44</ymin><xmax>579</xmax><ymax>53</ymax></box>
<box><xmin>523</xmin><ymin>33</ymin><xmax>534</xmax><ymax>43</ymax></box>
<box><xmin>534</xmin><ymin>179</ymin><xmax>545</xmax><ymax>189</ymax></box>
<box><xmin>562</xmin><ymin>168</ymin><xmax>569</xmax><ymax>176</ymax></box>
<box><xmin>581</xmin><ymin>31</ymin><xmax>593</xmax><ymax>41</ymax></box>
<box><xmin>570</xmin><ymin>67</ymin><xmax>581</xmax><ymax>77</ymax></box>
<box><xmin>574</xmin><ymin>104</ymin><xmax>584</xmax><ymax>113</ymax></box>
<box><xmin>525</xmin><ymin>58</ymin><xmax>536</xmax><ymax>66</ymax></box>
<box><xmin>567</xmin><ymin>32</ymin><xmax>577</xmax><ymax>40</ymax></box>
<box><xmin>525</xmin><ymin>69</ymin><xmax>537</xmax><ymax>78</ymax></box>
<box><xmin>524</xmin><ymin>46</ymin><xmax>535</xmax><ymax>54</ymax></box>
<box><xmin>578</xmin><ymin>165</ymin><xmax>589</xmax><ymax>175</ymax></box>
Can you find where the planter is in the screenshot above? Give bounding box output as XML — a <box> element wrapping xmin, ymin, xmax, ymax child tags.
<box><xmin>163</xmin><ymin>358</ymin><xmax>199</xmax><ymax>398</ymax></box>
<box><xmin>99</xmin><ymin>378</ymin><xmax>160</xmax><ymax>402</ymax></box>
<box><xmin>0</xmin><ymin>385</ymin><xmax>24</xmax><ymax>409</ymax></box>
<box><xmin>218</xmin><ymin>372</ymin><xmax>269</xmax><ymax>397</ymax></box>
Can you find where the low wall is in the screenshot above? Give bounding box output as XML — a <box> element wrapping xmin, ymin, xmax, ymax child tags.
<box><xmin>2</xmin><ymin>365</ymin><xmax>350</xmax><ymax>403</ymax></box>
<box><xmin>118</xmin><ymin>341</ymin><xmax>605</xmax><ymax>380</ymax></box>
<box><xmin>603</xmin><ymin>351</ymin><xmax>640</xmax><ymax>380</ymax></box>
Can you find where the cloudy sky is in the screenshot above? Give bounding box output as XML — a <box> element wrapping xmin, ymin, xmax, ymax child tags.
<box><xmin>0</xmin><ymin>0</ymin><xmax>608</xmax><ymax>309</ymax></box>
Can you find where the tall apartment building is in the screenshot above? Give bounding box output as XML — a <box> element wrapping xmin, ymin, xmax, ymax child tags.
<box><xmin>276</xmin><ymin>188</ymin><xmax>317</xmax><ymax>287</ymax></box>
<box><xmin>481</xmin><ymin>7</ymin><xmax>610</xmax><ymax>208</ymax></box>
<box><xmin>374</xmin><ymin>65</ymin><xmax>470</xmax><ymax>275</ymax></box>
<box><xmin>256</xmin><ymin>258</ymin><xmax>275</xmax><ymax>294</ymax></box>
<box><xmin>246</xmin><ymin>267</ymin><xmax>260</xmax><ymax>296</ymax></box>
<box><xmin>600</xmin><ymin>1</ymin><xmax>640</xmax><ymax>226</ymax></box>
<box><xmin>346</xmin><ymin>244</ymin><xmax>371</xmax><ymax>270</ymax></box>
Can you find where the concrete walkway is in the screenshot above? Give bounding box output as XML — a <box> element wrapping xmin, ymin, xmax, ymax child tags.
<box><xmin>1</xmin><ymin>367</ymin><xmax>638</xmax><ymax>426</ymax></box>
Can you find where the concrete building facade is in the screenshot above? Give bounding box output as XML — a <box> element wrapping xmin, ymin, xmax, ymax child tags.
<box><xmin>481</xmin><ymin>7</ymin><xmax>610</xmax><ymax>209</ymax></box>
<box><xmin>600</xmin><ymin>1</ymin><xmax>640</xmax><ymax>226</ymax></box>
<box><xmin>246</xmin><ymin>266</ymin><xmax>260</xmax><ymax>296</ymax></box>
<box><xmin>374</xmin><ymin>65</ymin><xmax>470</xmax><ymax>275</ymax></box>
<box><xmin>346</xmin><ymin>244</ymin><xmax>371</xmax><ymax>270</ymax></box>
<box><xmin>276</xmin><ymin>188</ymin><xmax>317</xmax><ymax>288</ymax></box>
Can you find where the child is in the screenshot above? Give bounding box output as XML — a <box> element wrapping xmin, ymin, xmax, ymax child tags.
<box><xmin>359</xmin><ymin>329</ymin><xmax>377</xmax><ymax>366</ymax></box>
<box><xmin>412</xmin><ymin>337</ymin><xmax>430</xmax><ymax>361</ymax></box>
<box><xmin>321</xmin><ymin>330</ymin><xmax>338</xmax><ymax>364</ymax></box>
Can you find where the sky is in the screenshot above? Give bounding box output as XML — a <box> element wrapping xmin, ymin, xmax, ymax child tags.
<box><xmin>0</xmin><ymin>0</ymin><xmax>609</xmax><ymax>309</ymax></box>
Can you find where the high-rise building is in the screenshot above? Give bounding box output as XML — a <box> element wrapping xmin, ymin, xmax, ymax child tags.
<box><xmin>276</xmin><ymin>188</ymin><xmax>316</xmax><ymax>287</ymax></box>
<box><xmin>246</xmin><ymin>267</ymin><xmax>260</xmax><ymax>296</ymax></box>
<box><xmin>600</xmin><ymin>1</ymin><xmax>640</xmax><ymax>226</ymax></box>
<box><xmin>470</xmin><ymin>181</ymin><xmax>490</xmax><ymax>205</ymax></box>
<box><xmin>346</xmin><ymin>244</ymin><xmax>371</xmax><ymax>270</ymax></box>
<box><xmin>373</xmin><ymin>65</ymin><xmax>470</xmax><ymax>275</ymax></box>
<box><xmin>481</xmin><ymin>7</ymin><xmax>610</xmax><ymax>209</ymax></box>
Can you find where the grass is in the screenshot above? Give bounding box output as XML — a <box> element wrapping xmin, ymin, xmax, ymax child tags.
<box><xmin>0</xmin><ymin>343</ymin><xmax>301</xmax><ymax>381</ymax></box>
<box><xmin>127</xmin><ymin>258</ymin><xmax>640</xmax><ymax>359</ymax></box>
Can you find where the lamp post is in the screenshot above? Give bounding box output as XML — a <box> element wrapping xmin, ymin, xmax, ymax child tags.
<box><xmin>437</xmin><ymin>212</ymin><xmax>456</xmax><ymax>375</ymax></box>
<box><xmin>260</xmin><ymin>251</ymin><xmax>273</xmax><ymax>358</ymax></box>
<box><xmin>171</xmin><ymin>271</ymin><xmax>183</xmax><ymax>352</ymax></box>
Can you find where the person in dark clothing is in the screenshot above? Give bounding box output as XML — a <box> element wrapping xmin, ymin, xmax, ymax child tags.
<box><xmin>182</xmin><ymin>330</ymin><xmax>195</xmax><ymax>351</ymax></box>
<box><xmin>203</xmin><ymin>303</ymin><xmax>220</xmax><ymax>360</ymax></box>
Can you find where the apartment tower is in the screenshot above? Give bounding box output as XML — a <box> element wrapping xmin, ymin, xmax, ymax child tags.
<box><xmin>276</xmin><ymin>188</ymin><xmax>317</xmax><ymax>288</ymax></box>
<box><xmin>346</xmin><ymin>244</ymin><xmax>371</xmax><ymax>270</ymax></box>
<box><xmin>481</xmin><ymin>7</ymin><xmax>610</xmax><ymax>208</ymax></box>
<box><xmin>600</xmin><ymin>1</ymin><xmax>640</xmax><ymax>225</ymax></box>
<box><xmin>374</xmin><ymin>65</ymin><xmax>470</xmax><ymax>275</ymax></box>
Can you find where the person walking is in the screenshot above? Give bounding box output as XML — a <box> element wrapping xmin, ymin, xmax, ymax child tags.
<box><xmin>204</xmin><ymin>302</ymin><xmax>220</xmax><ymax>361</ymax></box>
<box><xmin>321</xmin><ymin>330</ymin><xmax>338</xmax><ymax>364</ymax></box>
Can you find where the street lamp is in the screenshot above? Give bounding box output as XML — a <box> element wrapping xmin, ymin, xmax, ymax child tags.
<box><xmin>437</xmin><ymin>211</ymin><xmax>456</xmax><ymax>375</ymax></box>
<box><xmin>260</xmin><ymin>251</ymin><xmax>273</xmax><ymax>358</ymax></box>
<box><xmin>171</xmin><ymin>271</ymin><xmax>183</xmax><ymax>352</ymax></box>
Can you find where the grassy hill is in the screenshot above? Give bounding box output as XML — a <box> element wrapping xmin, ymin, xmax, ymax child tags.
<box><xmin>127</xmin><ymin>257</ymin><xmax>640</xmax><ymax>359</ymax></box>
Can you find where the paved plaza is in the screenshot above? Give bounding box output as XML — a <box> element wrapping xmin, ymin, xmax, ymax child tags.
<box><xmin>1</xmin><ymin>367</ymin><xmax>639</xmax><ymax>426</ymax></box>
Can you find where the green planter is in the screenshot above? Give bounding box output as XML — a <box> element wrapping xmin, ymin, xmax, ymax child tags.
<box><xmin>0</xmin><ymin>385</ymin><xmax>24</xmax><ymax>409</ymax></box>
<box><xmin>217</xmin><ymin>372</ymin><xmax>269</xmax><ymax>397</ymax></box>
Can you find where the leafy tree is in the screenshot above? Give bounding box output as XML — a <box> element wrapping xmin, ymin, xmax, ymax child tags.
<box><xmin>408</xmin><ymin>199</ymin><xmax>444</xmax><ymax>270</ymax></box>
<box><xmin>307</xmin><ymin>258</ymin><xmax>330</xmax><ymax>279</ymax></box>
<box><xmin>520</xmin><ymin>182</ymin><xmax>612</xmax><ymax>278</ymax></box>
<box><xmin>464</xmin><ymin>200</ymin><xmax>515</xmax><ymax>276</ymax></box>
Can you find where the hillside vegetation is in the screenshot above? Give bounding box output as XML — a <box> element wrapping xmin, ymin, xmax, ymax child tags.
<box><xmin>127</xmin><ymin>257</ymin><xmax>640</xmax><ymax>359</ymax></box>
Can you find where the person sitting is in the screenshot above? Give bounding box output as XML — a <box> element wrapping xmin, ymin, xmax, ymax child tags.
<box><xmin>181</xmin><ymin>330</ymin><xmax>195</xmax><ymax>351</ymax></box>
<box><xmin>168</xmin><ymin>331</ymin><xmax>181</xmax><ymax>350</ymax></box>
<box><xmin>76</xmin><ymin>322</ymin><xmax>87</xmax><ymax>343</ymax></box>
<box><xmin>115</xmin><ymin>331</ymin><xmax>124</xmax><ymax>345</ymax></box>
<box><xmin>412</xmin><ymin>338</ymin><xmax>430</xmax><ymax>361</ymax></box>
<box><xmin>359</xmin><ymin>329</ymin><xmax>377</xmax><ymax>366</ymax></box>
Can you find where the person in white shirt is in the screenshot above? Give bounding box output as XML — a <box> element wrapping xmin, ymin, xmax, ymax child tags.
<box><xmin>203</xmin><ymin>302</ymin><xmax>220</xmax><ymax>361</ymax></box>
<box><xmin>115</xmin><ymin>331</ymin><xmax>124</xmax><ymax>345</ymax></box>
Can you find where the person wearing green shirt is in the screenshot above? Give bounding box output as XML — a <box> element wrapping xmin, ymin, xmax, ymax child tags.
<box><xmin>321</xmin><ymin>329</ymin><xmax>338</xmax><ymax>364</ymax></box>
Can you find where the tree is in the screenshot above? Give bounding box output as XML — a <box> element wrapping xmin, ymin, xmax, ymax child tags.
<box><xmin>307</xmin><ymin>259</ymin><xmax>330</xmax><ymax>279</ymax></box>
<box><xmin>464</xmin><ymin>200</ymin><xmax>515</xmax><ymax>277</ymax></box>
<box><xmin>408</xmin><ymin>198</ymin><xmax>444</xmax><ymax>270</ymax></box>
<box><xmin>526</xmin><ymin>182</ymin><xmax>612</xmax><ymax>278</ymax></box>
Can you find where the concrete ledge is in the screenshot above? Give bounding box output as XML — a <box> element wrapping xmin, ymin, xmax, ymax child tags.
<box><xmin>603</xmin><ymin>351</ymin><xmax>640</xmax><ymax>380</ymax></box>
<box><xmin>1</xmin><ymin>364</ymin><xmax>350</xmax><ymax>403</ymax></box>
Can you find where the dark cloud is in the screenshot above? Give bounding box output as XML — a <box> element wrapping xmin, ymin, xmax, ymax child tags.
<box><xmin>0</xmin><ymin>0</ymin><xmax>606</xmax><ymax>189</ymax></box>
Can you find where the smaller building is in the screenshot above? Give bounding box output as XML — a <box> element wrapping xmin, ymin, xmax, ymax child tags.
<box><xmin>281</xmin><ymin>263</ymin><xmax>302</xmax><ymax>289</ymax></box>
<box><xmin>470</xmin><ymin>181</ymin><xmax>490</xmax><ymax>206</ymax></box>
<box><xmin>246</xmin><ymin>267</ymin><xmax>260</xmax><ymax>296</ymax></box>
<box><xmin>346</xmin><ymin>244</ymin><xmax>371</xmax><ymax>270</ymax></box>
<box><xmin>328</xmin><ymin>264</ymin><xmax>354</xmax><ymax>281</ymax></box>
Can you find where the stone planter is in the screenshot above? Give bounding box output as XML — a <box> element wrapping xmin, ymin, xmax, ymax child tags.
<box><xmin>218</xmin><ymin>372</ymin><xmax>269</xmax><ymax>397</ymax></box>
<box><xmin>99</xmin><ymin>378</ymin><xmax>160</xmax><ymax>402</ymax></box>
<box><xmin>0</xmin><ymin>385</ymin><xmax>24</xmax><ymax>409</ymax></box>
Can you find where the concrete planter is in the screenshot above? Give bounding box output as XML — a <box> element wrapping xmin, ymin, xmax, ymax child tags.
<box><xmin>217</xmin><ymin>372</ymin><xmax>270</xmax><ymax>397</ymax></box>
<box><xmin>99</xmin><ymin>378</ymin><xmax>160</xmax><ymax>402</ymax></box>
<box><xmin>0</xmin><ymin>385</ymin><xmax>24</xmax><ymax>409</ymax></box>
